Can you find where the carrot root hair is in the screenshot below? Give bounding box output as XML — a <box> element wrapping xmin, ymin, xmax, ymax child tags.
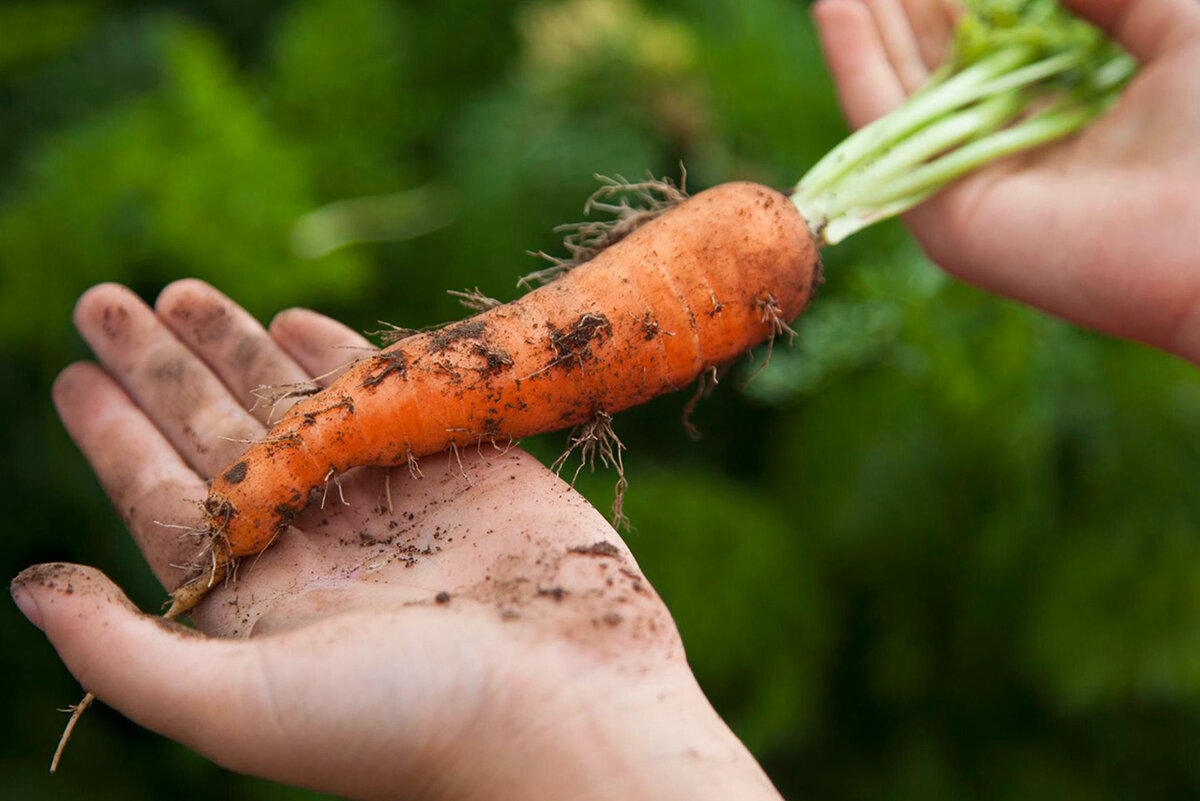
<box><xmin>370</xmin><ymin>287</ymin><xmax>507</xmax><ymax>350</ymax></box>
<box><xmin>552</xmin><ymin>410</ymin><xmax>630</xmax><ymax>531</ymax></box>
<box><xmin>682</xmin><ymin>366</ymin><xmax>720</xmax><ymax>441</ymax></box>
<box><xmin>49</xmin><ymin>692</ymin><xmax>95</xmax><ymax>774</ymax></box>
<box><xmin>520</xmin><ymin>171</ymin><xmax>689</xmax><ymax>288</ymax></box>
<box><xmin>448</xmin><ymin>287</ymin><xmax>503</xmax><ymax>312</ymax></box>
<box><xmin>743</xmin><ymin>293</ymin><xmax>799</xmax><ymax>386</ymax></box>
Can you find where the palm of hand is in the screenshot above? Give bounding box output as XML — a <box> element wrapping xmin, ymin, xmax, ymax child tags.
<box><xmin>46</xmin><ymin>281</ymin><xmax>704</xmax><ymax>800</ymax></box>
<box><xmin>816</xmin><ymin>0</ymin><xmax>1200</xmax><ymax>354</ymax></box>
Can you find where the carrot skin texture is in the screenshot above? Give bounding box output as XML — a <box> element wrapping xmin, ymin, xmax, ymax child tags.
<box><xmin>205</xmin><ymin>182</ymin><xmax>819</xmax><ymax>558</ymax></box>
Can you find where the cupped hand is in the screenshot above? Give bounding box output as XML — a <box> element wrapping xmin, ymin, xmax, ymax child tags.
<box><xmin>11</xmin><ymin>281</ymin><xmax>781</xmax><ymax>801</ymax></box>
<box><xmin>814</xmin><ymin>0</ymin><xmax>1200</xmax><ymax>360</ymax></box>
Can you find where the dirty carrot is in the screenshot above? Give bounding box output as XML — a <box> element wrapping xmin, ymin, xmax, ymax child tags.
<box><xmin>167</xmin><ymin>0</ymin><xmax>1133</xmax><ymax>619</ymax></box>
<box><xmin>170</xmin><ymin>180</ymin><xmax>818</xmax><ymax>614</ymax></box>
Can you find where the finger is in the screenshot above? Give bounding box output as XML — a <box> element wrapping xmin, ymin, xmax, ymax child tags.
<box><xmin>814</xmin><ymin>0</ymin><xmax>910</xmax><ymax>128</ymax></box>
<box><xmin>53</xmin><ymin>364</ymin><xmax>211</xmax><ymax>589</ymax></box>
<box><xmin>864</xmin><ymin>0</ymin><xmax>932</xmax><ymax>91</ymax></box>
<box><xmin>269</xmin><ymin>308</ymin><xmax>376</xmax><ymax>386</ymax></box>
<box><xmin>899</xmin><ymin>0</ymin><xmax>955</xmax><ymax>68</ymax></box>
<box><xmin>72</xmin><ymin>283</ymin><xmax>264</xmax><ymax>478</ymax></box>
<box><xmin>10</xmin><ymin>563</ymin><xmax>272</xmax><ymax>775</ymax></box>
<box><xmin>1064</xmin><ymin>0</ymin><xmax>1200</xmax><ymax>61</ymax></box>
<box><xmin>941</xmin><ymin>0</ymin><xmax>965</xmax><ymax>31</ymax></box>
<box><xmin>156</xmin><ymin>280</ymin><xmax>313</xmax><ymax>427</ymax></box>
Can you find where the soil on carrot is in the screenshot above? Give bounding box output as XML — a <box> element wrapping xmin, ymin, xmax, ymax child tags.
<box><xmin>630</xmin><ymin>311</ymin><xmax>669</xmax><ymax>340</ymax></box>
<box><xmin>361</xmin><ymin>351</ymin><xmax>408</xmax><ymax>388</ymax></box>
<box><xmin>473</xmin><ymin>343</ymin><xmax>514</xmax><ymax>377</ymax></box>
<box><xmin>222</xmin><ymin>461</ymin><xmax>249</xmax><ymax>484</ymax></box>
<box><xmin>547</xmin><ymin>313</ymin><xmax>612</xmax><ymax>370</ymax></box>
<box><xmin>430</xmin><ymin>320</ymin><xmax>487</xmax><ymax>352</ymax></box>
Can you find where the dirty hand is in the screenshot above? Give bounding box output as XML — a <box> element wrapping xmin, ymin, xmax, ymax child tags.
<box><xmin>11</xmin><ymin>281</ymin><xmax>780</xmax><ymax>801</ymax></box>
<box><xmin>814</xmin><ymin>0</ymin><xmax>1200</xmax><ymax>360</ymax></box>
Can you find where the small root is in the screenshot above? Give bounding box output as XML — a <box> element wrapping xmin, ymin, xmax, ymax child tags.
<box><xmin>611</xmin><ymin>474</ymin><xmax>629</xmax><ymax>533</ymax></box>
<box><xmin>552</xmin><ymin>411</ymin><xmax>629</xmax><ymax>531</ymax></box>
<box><xmin>407</xmin><ymin>448</ymin><xmax>424</xmax><ymax>480</ymax></box>
<box><xmin>368</xmin><ymin>319</ymin><xmax>465</xmax><ymax>347</ymax></box>
<box><xmin>320</xmin><ymin>468</ymin><xmax>350</xmax><ymax>509</ymax></box>
<box><xmin>383</xmin><ymin>468</ymin><xmax>394</xmax><ymax>515</ymax></box>
<box><xmin>628</xmin><ymin>310</ymin><xmax>674</xmax><ymax>338</ymax></box>
<box><xmin>682</xmin><ymin>366</ymin><xmax>719</xmax><ymax>441</ymax></box>
<box><xmin>154</xmin><ymin>520</ymin><xmax>207</xmax><ymax>541</ymax></box>
<box><xmin>216</xmin><ymin>432</ymin><xmax>298</xmax><ymax>447</ymax></box>
<box><xmin>250</xmin><ymin>358</ymin><xmax>363</xmax><ymax>422</ymax></box>
<box><xmin>519</xmin><ymin>170</ymin><xmax>688</xmax><ymax>289</ymax></box>
<box><xmin>448</xmin><ymin>441</ymin><xmax>472</xmax><ymax>486</ymax></box>
<box><xmin>448</xmin><ymin>287</ymin><xmax>503</xmax><ymax>312</ymax></box>
<box><xmin>491</xmin><ymin>436</ymin><xmax>518</xmax><ymax>456</ymax></box>
<box><xmin>368</xmin><ymin>320</ymin><xmax>423</xmax><ymax>345</ymax></box>
<box><xmin>372</xmin><ymin>291</ymin><xmax>503</xmax><ymax>348</ymax></box>
<box><xmin>50</xmin><ymin>692</ymin><xmax>94</xmax><ymax>773</ymax></box>
<box><xmin>745</xmin><ymin>294</ymin><xmax>797</xmax><ymax>386</ymax></box>
<box><xmin>250</xmin><ymin>381</ymin><xmax>321</xmax><ymax>422</ymax></box>
<box><xmin>758</xmin><ymin>293</ymin><xmax>797</xmax><ymax>346</ymax></box>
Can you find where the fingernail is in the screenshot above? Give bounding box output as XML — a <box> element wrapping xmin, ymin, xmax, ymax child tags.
<box><xmin>10</xmin><ymin>581</ymin><xmax>44</xmax><ymax>632</ymax></box>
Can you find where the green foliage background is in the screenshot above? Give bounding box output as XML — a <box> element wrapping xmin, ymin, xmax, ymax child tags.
<box><xmin>3</xmin><ymin>0</ymin><xmax>1199</xmax><ymax>798</ymax></box>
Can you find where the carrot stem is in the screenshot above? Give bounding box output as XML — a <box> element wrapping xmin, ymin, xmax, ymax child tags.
<box><xmin>793</xmin><ymin>0</ymin><xmax>1136</xmax><ymax>246</ymax></box>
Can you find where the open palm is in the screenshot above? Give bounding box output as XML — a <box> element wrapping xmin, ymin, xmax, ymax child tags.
<box><xmin>19</xmin><ymin>281</ymin><xmax>780</xmax><ymax>800</ymax></box>
<box><xmin>815</xmin><ymin>0</ymin><xmax>1200</xmax><ymax>358</ymax></box>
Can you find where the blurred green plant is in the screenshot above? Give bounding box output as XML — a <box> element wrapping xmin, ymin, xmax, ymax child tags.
<box><xmin>0</xmin><ymin>15</ymin><xmax>368</xmax><ymax>350</ymax></box>
<box><xmin>0</xmin><ymin>2</ymin><xmax>99</xmax><ymax>76</ymax></box>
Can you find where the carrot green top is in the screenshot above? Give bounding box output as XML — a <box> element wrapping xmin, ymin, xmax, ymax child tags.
<box><xmin>793</xmin><ymin>0</ymin><xmax>1135</xmax><ymax>246</ymax></box>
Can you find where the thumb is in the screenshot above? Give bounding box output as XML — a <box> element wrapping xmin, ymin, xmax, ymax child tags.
<box><xmin>1063</xmin><ymin>0</ymin><xmax>1200</xmax><ymax>61</ymax></box>
<box><xmin>10</xmin><ymin>563</ymin><xmax>267</xmax><ymax>772</ymax></box>
<box><xmin>813</xmin><ymin>0</ymin><xmax>910</xmax><ymax>129</ymax></box>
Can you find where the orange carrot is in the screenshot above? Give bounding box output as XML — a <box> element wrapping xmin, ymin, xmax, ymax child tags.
<box><xmin>168</xmin><ymin>181</ymin><xmax>819</xmax><ymax>616</ymax></box>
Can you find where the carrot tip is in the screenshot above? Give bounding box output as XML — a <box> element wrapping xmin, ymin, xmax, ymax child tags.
<box><xmin>165</xmin><ymin>557</ymin><xmax>232</xmax><ymax>620</ymax></box>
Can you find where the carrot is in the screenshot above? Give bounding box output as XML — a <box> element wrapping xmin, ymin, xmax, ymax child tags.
<box><xmin>167</xmin><ymin>181</ymin><xmax>819</xmax><ymax>615</ymax></box>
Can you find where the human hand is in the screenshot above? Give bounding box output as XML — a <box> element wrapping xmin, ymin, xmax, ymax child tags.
<box><xmin>814</xmin><ymin>0</ymin><xmax>1200</xmax><ymax>360</ymax></box>
<box><xmin>10</xmin><ymin>281</ymin><xmax>781</xmax><ymax>801</ymax></box>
